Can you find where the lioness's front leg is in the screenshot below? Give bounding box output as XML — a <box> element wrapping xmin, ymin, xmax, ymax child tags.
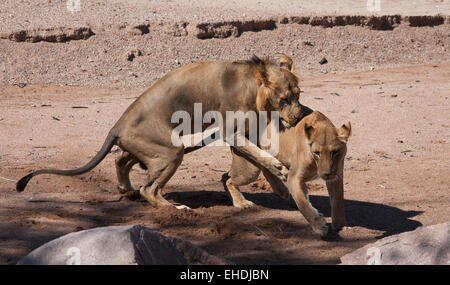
<box><xmin>288</xmin><ymin>172</ymin><xmax>328</xmax><ymax>237</ymax></box>
<box><xmin>326</xmin><ymin>172</ymin><xmax>346</xmax><ymax>231</ymax></box>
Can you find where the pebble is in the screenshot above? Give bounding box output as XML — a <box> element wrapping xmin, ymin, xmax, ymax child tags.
<box><xmin>319</xmin><ymin>57</ymin><xmax>328</xmax><ymax>65</ymax></box>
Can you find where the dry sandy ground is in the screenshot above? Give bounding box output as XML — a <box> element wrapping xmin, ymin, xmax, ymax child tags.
<box><xmin>0</xmin><ymin>0</ymin><xmax>449</xmax><ymax>265</ymax></box>
<box><xmin>0</xmin><ymin>63</ymin><xmax>449</xmax><ymax>265</ymax></box>
<box><xmin>1</xmin><ymin>1</ymin><xmax>450</xmax><ymax>90</ymax></box>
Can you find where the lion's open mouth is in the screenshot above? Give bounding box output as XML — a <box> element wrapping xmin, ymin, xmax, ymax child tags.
<box><xmin>281</xmin><ymin>119</ymin><xmax>292</xmax><ymax>128</ymax></box>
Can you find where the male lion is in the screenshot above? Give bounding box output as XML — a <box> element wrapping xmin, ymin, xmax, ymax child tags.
<box><xmin>16</xmin><ymin>56</ymin><xmax>304</xmax><ymax>209</ymax></box>
<box><xmin>222</xmin><ymin>111</ymin><xmax>351</xmax><ymax>237</ymax></box>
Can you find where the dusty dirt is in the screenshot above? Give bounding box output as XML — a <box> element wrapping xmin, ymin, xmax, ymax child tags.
<box><xmin>1</xmin><ymin>1</ymin><xmax>450</xmax><ymax>89</ymax></box>
<box><xmin>1</xmin><ymin>63</ymin><xmax>449</xmax><ymax>265</ymax></box>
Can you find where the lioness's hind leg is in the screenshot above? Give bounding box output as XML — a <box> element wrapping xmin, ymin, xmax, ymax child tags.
<box><xmin>115</xmin><ymin>151</ymin><xmax>138</xmax><ymax>194</ymax></box>
<box><xmin>262</xmin><ymin>169</ymin><xmax>290</xmax><ymax>200</ymax></box>
<box><xmin>222</xmin><ymin>173</ymin><xmax>256</xmax><ymax>209</ymax></box>
<box><xmin>222</xmin><ymin>151</ymin><xmax>261</xmax><ymax>208</ymax></box>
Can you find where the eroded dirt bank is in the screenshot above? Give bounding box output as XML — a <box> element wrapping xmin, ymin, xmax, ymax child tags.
<box><xmin>1</xmin><ymin>0</ymin><xmax>449</xmax><ymax>89</ymax></box>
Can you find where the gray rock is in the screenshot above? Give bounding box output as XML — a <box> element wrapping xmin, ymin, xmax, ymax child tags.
<box><xmin>340</xmin><ymin>222</ymin><xmax>450</xmax><ymax>265</ymax></box>
<box><xmin>17</xmin><ymin>225</ymin><xmax>229</xmax><ymax>265</ymax></box>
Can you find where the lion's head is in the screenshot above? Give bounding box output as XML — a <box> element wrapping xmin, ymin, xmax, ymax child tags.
<box><xmin>247</xmin><ymin>55</ymin><xmax>304</xmax><ymax>127</ymax></box>
<box><xmin>301</xmin><ymin>111</ymin><xmax>351</xmax><ymax>181</ymax></box>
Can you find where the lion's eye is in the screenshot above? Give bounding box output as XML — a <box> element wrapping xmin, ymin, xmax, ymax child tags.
<box><xmin>314</xmin><ymin>151</ymin><xmax>320</xmax><ymax>157</ymax></box>
<box><xmin>280</xmin><ymin>98</ymin><xmax>289</xmax><ymax>105</ymax></box>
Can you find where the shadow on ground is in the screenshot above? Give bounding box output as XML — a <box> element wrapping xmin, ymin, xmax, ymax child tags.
<box><xmin>166</xmin><ymin>190</ymin><xmax>423</xmax><ymax>239</ymax></box>
<box><xmin>0</xmin><ymin>187</ymin><xmax>422</xmax><ymax>265</ymax></box>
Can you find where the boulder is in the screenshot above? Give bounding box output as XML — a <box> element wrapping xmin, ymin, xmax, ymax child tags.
<box><xmin>340</xmin><ymin>222</ymin><xmax>450</xmax><ymax>265</ymax></box>
<box><xmin>17</xmin><ymin>225</ymin><xmax>228</xmax><ymax>265</ymax></box>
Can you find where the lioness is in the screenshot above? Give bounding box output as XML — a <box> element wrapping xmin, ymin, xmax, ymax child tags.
<box><xmin>222</xmin><ymin>111</ymin><xmax>351</xmax><ymax>236</ymax></box>
<box><xmin>16</xmin><ymin>56</ymin><xmax>304</xmax><ymax>209</ymax></box>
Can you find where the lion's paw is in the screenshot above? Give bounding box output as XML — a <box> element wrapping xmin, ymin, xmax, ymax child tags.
<box><xmin>175</xmin><ymin>204</ymin><xmax>192</xmax><ymax>210</ymax></box>
<box><xmin>280</xmin><ymin>167</ymin><xmax>289</xmax><ymax>182</ymax></box>
<box><xmin>235</xmin><ymin>199</ymin><xmax>256</xmax><ymax>209</ymax></box>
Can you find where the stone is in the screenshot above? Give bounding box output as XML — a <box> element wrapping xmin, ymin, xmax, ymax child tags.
<box><xmin>17</xmin><ymin>225</ymin><xmax>229</xmax><ymax>265</ymax></box>
<box><xmin>340</xmin><ymin>222</ymin><xmax>450</xmax><ymax>265</ymax></box>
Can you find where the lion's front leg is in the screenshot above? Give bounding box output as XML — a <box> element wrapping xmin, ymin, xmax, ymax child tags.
<box><xmin>231</xmin><ymin>135</ymin><xmax>289</xmax><ymax>183</ymax></box>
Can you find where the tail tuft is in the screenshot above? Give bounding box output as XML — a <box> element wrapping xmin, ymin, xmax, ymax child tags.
<box><xmin>16</xmin><ymin>173</ymin><xmax>33</xmax><ymax>192</ymax></box>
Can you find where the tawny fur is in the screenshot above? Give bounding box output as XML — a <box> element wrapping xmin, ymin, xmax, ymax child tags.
<box><xmin>223</xmin><ymin>111</ymin><xmax>351</xmax><ymax>237</ymax></box>
<box><xmin>17</xmin><ymin>55</ymin><xmax>304</xmax><ymax>210</ymax></box>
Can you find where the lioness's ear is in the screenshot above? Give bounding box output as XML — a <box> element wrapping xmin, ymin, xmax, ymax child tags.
<box><xmin>278</xmin><ymin>53</ymin><xmax>300</xmax><ymax>78</ymax></box>
<box><xmin>337</xmin><ymin>122</ymin><xmax>351</xmax><ymax>143</ymax></box>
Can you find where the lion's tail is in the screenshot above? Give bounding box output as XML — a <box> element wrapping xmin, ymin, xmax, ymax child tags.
<box><xmin>16</xmin><ymin>131</ymin><xmax>118</xmax><ymax>192</ymax></box>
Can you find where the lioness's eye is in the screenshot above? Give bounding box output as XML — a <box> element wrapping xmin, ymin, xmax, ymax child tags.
<box><xmin>314</xmin><ymin>151</ymin><xmax>320</xmax><ymax>157</ymax></box>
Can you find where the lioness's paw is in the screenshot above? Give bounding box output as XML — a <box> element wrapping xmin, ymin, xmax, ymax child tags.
<box><xmin>311</xmin><ymin>215</ymin><xmax>328</xmax><ymax>237</ymax></box>
<box><xmin>117</xmin><ymin>184</ymin><xmax>134</xmax><ymax>194</ymax></box>
<box><xmin>331</xmin><ymin>219</ymin><xmax>346</xmax><ymax>232</ymax></box>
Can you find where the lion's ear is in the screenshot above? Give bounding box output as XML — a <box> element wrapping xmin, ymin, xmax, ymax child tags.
<box><xmin>256</xmin><ymin>84</ymin><xmax>272</xmax><ymax>111</ymax></box>
<box><xmin>278</xmin><ymin>53</ymin><xmax>300</xmax><ymax>78</ymax></box>
<box><xmin>337</xmin><ymin>122</ymin><xmax>351</xmax><ymax>143</ymax></box>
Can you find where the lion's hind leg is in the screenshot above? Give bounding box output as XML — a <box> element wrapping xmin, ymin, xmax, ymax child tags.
<box><xmin>115</xmin><ymin>151</ymin><xmax>139</xmax><ymax>194</ymax></box>
<box><xmin>135</xmin><ymin>144</ymin><xmax>186</xmax><ymax>209</ymax></box>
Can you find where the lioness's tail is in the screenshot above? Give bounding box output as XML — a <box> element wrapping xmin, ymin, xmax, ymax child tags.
<box><xmin>16</xmin><ymin>131</ymin><xmax>118</xmax><ymax>192</ymax></box>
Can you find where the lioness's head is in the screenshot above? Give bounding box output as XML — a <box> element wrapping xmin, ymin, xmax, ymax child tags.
<box><xmin>250</xmin><ymin>55</ymin><xmax>303</xmax><ymax>127</ymax></box>
<box><xmin>301</xmin><ymin>111</ymin><xmax>351</xmax><ymax>181</ymax></box>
